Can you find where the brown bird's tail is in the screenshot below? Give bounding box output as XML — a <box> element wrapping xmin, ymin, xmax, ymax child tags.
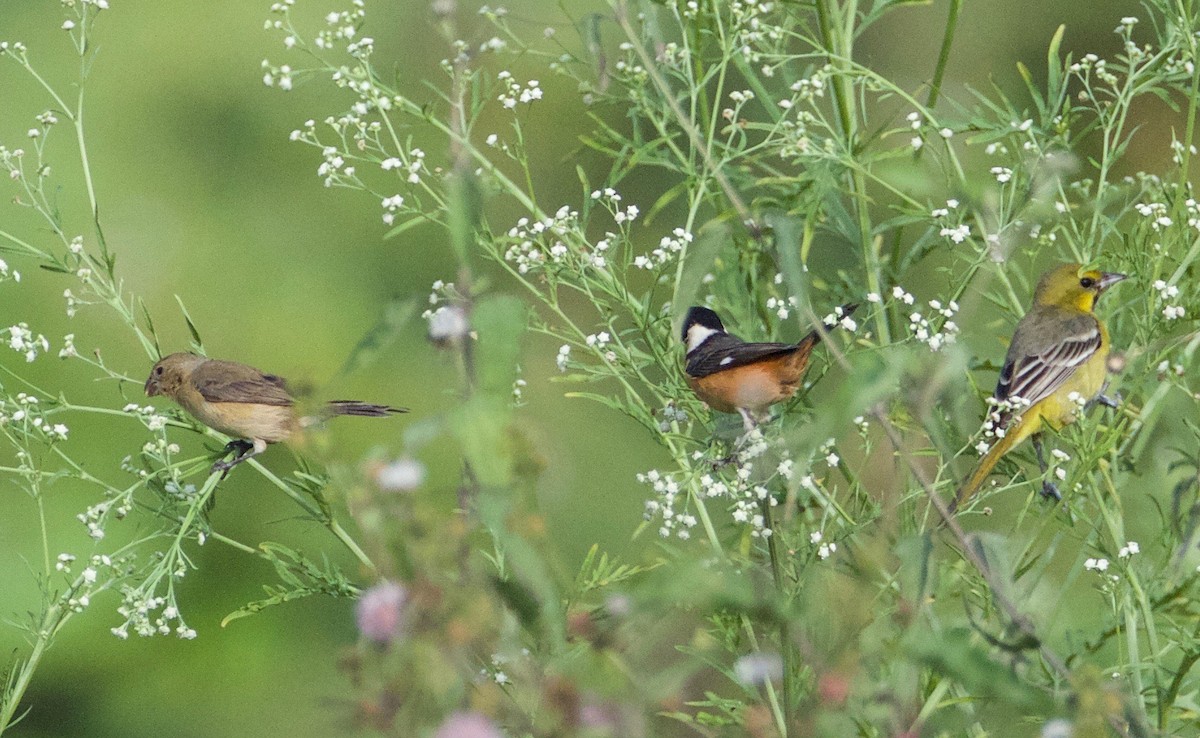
<box><xmin>948</xmin><ymin>427</ymin><xmax>1021</xmax><ymax>513</ymax></box>
<box><xmin>324</xmin><ymin>400</ymin><xmax>409</xmax><ymax>417</ymax></box>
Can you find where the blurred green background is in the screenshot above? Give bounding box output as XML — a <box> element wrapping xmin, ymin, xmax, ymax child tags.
<box><xmin>0</xmin><ymin>0</ymin><xmax>1142</xmax><ymax>735</ymax></box>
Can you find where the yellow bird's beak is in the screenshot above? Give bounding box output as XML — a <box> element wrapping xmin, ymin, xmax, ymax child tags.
<box><xmin>1098</xmin><ymin>272</ymin><xmax>1127</xmax><ymax>291</ymax></box>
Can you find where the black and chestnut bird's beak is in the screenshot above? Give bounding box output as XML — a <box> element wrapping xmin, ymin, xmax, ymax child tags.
<box><xmin>1098</xmin><ymin>272</ymin><xmax>1127</xmax><ymax>292</ymax></box>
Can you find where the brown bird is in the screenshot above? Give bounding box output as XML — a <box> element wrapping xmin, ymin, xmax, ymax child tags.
<box><xmin>144</xmin><ymin>352</ymin><xmax>406</xmax><ymax>475</ymax></box>
<box><xmin>681</xmin><ymin>304</ymin><xmax>857</xmax><ymax>430</ymax></box>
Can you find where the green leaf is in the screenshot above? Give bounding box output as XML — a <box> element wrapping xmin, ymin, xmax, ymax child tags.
<box><xmin>671</xmin><ymin>220</ymin><xmax>729</xmax><ymax>320</ymax></box>
<box><xmin>174</xmin><ymin>295</ymin><xmax>204</xmax><ymax>353</ymax></box>
<box><xmin>906</xmin><ymin>627</ymin><xmax>1041</xmax><ymax>708</ymax></box>
<box><xmin>477</xmin><ymin>492</ymin><xmax>565</xmax><ymax>649</ymax></box>
<box><xmin>1046</xmin><ymin>24</ymin><xmax>1066</xmax><ymax>100</ymax></box>
<box><xmin>450</xmin><ymin>394</ymin><xmax>516</xmax><ymax>487</ymax></box>
<box><xmin>446</xmin><ymin>170</ymin><xmax>481</xmax><ymax>267</ymax></box>
<box><xmin>382</xmin><ymin>214</ymin><xmax>433</xmax><ymax>240</ymax></box>
<box><xmin>472</xmin><ymin>294</ymin><xmax>526</xmax><ymax>397</ymax></box>
<box><xmin>336</xmin><ymin>296</ymin><xmax>416</xmax><ymax>378</ymax></box>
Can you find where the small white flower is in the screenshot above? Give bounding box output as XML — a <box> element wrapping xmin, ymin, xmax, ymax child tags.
<box><xmin>426</xmin><ymin>305</ymin><xmax>469</xmax><ymax>342</ymax></box>
<box><xmin>1118</xmin><ymin>541</ymin><xmax>1140</xmax><ymax>558</ymax></box>
<box><xmin>374</xmin><ymin>457</ymin><xmax>426</xmax><ymax>491</ymax></box>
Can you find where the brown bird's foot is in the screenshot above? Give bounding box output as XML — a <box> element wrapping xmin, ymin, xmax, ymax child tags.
<box><xmin>1040</xmin><ymin>481</ymin><xmax>1062</xmax><ymax>502</ymax></box>
<box><xmin>211</xmin><ymin>440</ymin><xmax>255</xmax><ymax>479</ymax></box>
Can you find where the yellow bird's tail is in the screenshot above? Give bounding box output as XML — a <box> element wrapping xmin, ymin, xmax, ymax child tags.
<box><xmin>949</xmin><ymin>426</ymin><xmax>1022</xmax><ymax>513</ymax></box>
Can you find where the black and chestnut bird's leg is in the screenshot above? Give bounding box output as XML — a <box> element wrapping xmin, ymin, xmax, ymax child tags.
<box><xmin>1030</xmin><ymin>434</ymin><xmax>1062</xmax><ymax>502</ymax></box>
<box><xmin>211</xmin><ymin>438</ymin><xmax>264</xmax><ymax>478</ymax></box>
<box><xmin>737</xmin><ymin>408</ymin><xmax>760</xmax><ymax>432</ymax></box>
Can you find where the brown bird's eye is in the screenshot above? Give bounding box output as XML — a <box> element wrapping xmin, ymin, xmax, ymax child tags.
<box><xmin>1080</xmin><ymin>277</ymin><xmax>1095</xmax><ymax>289</ymax></box>
<box><xmin>154</xmin><ymin>366</ymin><xmax>164</xmax><ymax>376</ymax></box>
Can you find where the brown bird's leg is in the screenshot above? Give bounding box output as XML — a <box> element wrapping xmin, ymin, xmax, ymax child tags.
<box><xmin>211</xmin><ymin>439</ymin><xmax>257</xmax><ymax>478</ymax></box>
<box><xmin>1031</xmin><ymin>434</ymin><xmax>1062</xmax><ymax>501</ymax></box>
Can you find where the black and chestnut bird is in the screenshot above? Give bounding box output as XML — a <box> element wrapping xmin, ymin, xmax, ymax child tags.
<box><xmin>144</xmin><ymin>352</ymin><xmax>406</xmax><ymax>476</ymax></box>
<box><xmin>681</xmin><ymin>304</ymin><xmax>857</xmax><ymax>430</ymax></box>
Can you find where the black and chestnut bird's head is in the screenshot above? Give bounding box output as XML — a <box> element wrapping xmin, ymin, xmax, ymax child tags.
<box><xmin>681</xmin><ymin>306</ymin><xmax>728</xmax><ymax>354</ymax></box>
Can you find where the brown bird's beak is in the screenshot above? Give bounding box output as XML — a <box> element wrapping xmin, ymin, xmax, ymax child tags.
<box><xmin>1098</xmin><ymin>272</ymin><xmax>1127</xmax><ymax>292</ymax></box>
<box><xmin>144</xmin><ymin>375</ymin><xmax>159</xmax><ymax>397</ymax></box>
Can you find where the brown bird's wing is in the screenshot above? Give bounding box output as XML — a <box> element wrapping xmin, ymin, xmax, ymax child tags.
<box><xmin>995</xmin><ymin>308</ymin><xmax>1101</xmax><ymax>410</ymax></box>
<box><xmin>191</xmin><ymin>360</ymin><xmax>294</xmax><ymax>406</ymax></box>
<box><xmin>685</xmin><ymin>333</ymin><xmax>797</xmax><ymax>379</ymax></box>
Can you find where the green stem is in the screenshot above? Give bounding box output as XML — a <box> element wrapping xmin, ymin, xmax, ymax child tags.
<box><xmin>761</xmin><ymin>499</ymin><xmax>794</xmax><ymax>732</ymax></box>
<box><xmin>926</xmin><ymin>0</ymin><xmax>962</xmax><ymax>108</ymax></box>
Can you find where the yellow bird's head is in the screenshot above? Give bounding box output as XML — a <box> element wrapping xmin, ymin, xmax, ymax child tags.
<box><xmin>145</xmin><ymin>352</ymin><xmax>207</xmax><ymax>400</ymax></box>
<box><xmin>1033</xmin><ymin>262</ymin><xmax>1126</xmax><ymax>313</ymax></box>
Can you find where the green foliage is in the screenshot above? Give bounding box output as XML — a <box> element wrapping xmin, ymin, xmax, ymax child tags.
<box><xmin>3</xmin><ymin>0</ymin><xmax>1200</xmax><ymax>737</ymax></box>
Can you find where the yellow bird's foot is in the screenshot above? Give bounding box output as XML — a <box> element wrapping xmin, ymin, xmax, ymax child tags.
<box><xmin>1040</xmin><ymin>481</ymin><xmax>1062</xmax><ymax>502</ymax></box>
<box><xmin>1095</xmin><ymin>393</ymin><xmax>1121</xmax><ymax>409</ymax></box>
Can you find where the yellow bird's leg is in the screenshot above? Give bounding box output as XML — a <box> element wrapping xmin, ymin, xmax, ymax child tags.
<box><xmin>1031</xmin><ymin>434</ymin><xmax>1062</xmax><ymax>501</ymax></box>
<box><xmin>1088</xmin><ymin>380</ymin><xmax>1121</xmax><ymax>410</ymax></box>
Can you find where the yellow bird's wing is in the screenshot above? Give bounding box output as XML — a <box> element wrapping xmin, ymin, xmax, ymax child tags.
<box><xmin>190</xmin><ymin>360</ymin><xmax>294</xmax><ymax>407</ymax></box>
<box><xmin>996</xmin><ymin>308</ymin><xmax>1101</xmax><ymax>410</ymax></box>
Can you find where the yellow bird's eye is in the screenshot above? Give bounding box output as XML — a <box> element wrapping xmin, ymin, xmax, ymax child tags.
<box><xmin>1079</xmin><ymin>276</ymin><xmax>1096</xmax><ymax>289</ymax></box>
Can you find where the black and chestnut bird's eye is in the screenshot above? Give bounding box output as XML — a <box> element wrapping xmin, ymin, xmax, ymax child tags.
<box><xmin>1079</xmin><ymin>276</ymin><xmax>1096</xmax><ymax>289</ymax></box>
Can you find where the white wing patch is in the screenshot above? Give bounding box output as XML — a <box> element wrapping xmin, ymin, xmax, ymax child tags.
<box><xmin>719</xmin><ymin>356</ymin><xmax>734</xmax><ymax>366</ymax></box>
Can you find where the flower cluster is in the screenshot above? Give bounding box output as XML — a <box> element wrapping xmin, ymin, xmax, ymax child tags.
<box><xmin>640</xmin><ymin>431</ymin><xmax>843</xmax><ymax>541</ymax></box>
<box><xmin>501</xmin><ymin>206</ymin><xmax>601</xmax><ymax>275</ymax></box>
<box><xmin>590</xmin><ymin>188</ymin><xmax>640</xmax><ymax>227</ymax></box>
<box><xmin>112</xmin><ymin>586</ymin><xmax>197</xmax><ymax>640</ymax></box>
<box><xmin>975</xmin><ymin>396</ymin><xmax>1032</xmax><ymax>452</ymax></box>
<box><xmin>810</xmin><ymin>530</ymin><xmax>837</xmax><ymax>560</ymax></box>
<box><xmin>1</xmin><ymin>393</ymin><xmax>68</xmax><ymax>444</ymax></box>
<box><xmin>1084</xmin><ymin>557</ymin><xmax>1110</xmax><ymax>573</ymax></box>
<box><xmin>657</xmin><ymin>402</ymin><xmax>689</xmax><ymax>433</ymax></box>
<box><xmin>422</xmin><ymin>280</ymin><xmax>470</xmax><ymax>343</ymax></box>
<box><xmin>1153</xmin><ymin>279</ymin><xmax>1186</xmax><ymax>320</ymax></box>
<box><xmin>931</xmin><ymin>199</ymin><xmax>970</xmax><ymax>244</ymax></box>
<box><xmin>497</xmin><ymin>71</ymin><xmax>542</xmax><ymax>109</ymax></box>
<box><xmin>633</xmin><ymin>227</ymin><xmax>693</xmax><ymax>270</ymax></box>
<box><xmin>1135</xmin><ymin>201</ymin><xmax>1173</xmax><ymax>231</ymax></box>
<box><xmin>822</xmin><ymin>304</ymin><xmax>858</xmax><ymax>332</ymax></box>
<box><xmin>907</xmin><ymin>299</ymin><xmax>959</xmax><ymax>352</ymax></box>
<box><xmin>7</xmin><ymin>323</ymin><xmax>49</xmax><ymax>362</ymax></box>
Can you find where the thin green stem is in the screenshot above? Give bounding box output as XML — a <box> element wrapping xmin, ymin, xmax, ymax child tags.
<box><xmin>926</xmin><ymin>0</ymin><xmax>962</xmax><ymax>108</ymax></box>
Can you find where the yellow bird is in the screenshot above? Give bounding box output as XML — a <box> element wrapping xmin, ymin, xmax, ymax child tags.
<box><xmin>949</xmin><ymin>263</ymin><xmax>1126</xmax><ymax>513</ymax></box>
